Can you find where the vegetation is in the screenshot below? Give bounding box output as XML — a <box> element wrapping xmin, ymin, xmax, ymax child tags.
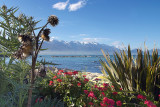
<box><xmin>0</xmin><ymin>5</ymin><xmax>160</xmax><ymax>107</ymax></box>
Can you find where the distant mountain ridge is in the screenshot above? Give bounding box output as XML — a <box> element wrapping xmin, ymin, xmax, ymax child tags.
<box><xmin>41</xmin><ymin>39</ymin><xmax>119</xmax><ymax>55</ymax></box>
<box><xmin>41</xmin><ymin>40</ymin><xmax>160</xmax><ymax>55</ymax></box>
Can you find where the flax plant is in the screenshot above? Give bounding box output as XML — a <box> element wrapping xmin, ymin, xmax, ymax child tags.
<box><xmin>100</xmin><ymin>45</ymin><xmax>160</xmax><ymax>101</ymax></box>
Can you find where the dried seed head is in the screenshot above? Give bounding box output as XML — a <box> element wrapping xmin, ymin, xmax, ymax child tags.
<box><xmin>1</xmin><ymin>5</ymin><xmax>7</xmax><ymax>11</ymax></box>
<box><xmin>13</xmin><ymin>44</ymin><xmax>33</xmax><ymax>59</ymax></box>
<box><xmin>18</xmin><ymin>35</ymin><xmax>32</xmax><ymax>44</ymax></box>
<box><xmin>48</xmin><ymin>15</ymin><xmax>59</xmax><ymax>27</ymax></box>
<box><xmin>41</xmin><ymin>28</ymin><xmax>51</xmax><ymax>41</ymax></box>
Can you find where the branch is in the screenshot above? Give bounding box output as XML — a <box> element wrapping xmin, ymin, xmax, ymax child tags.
<box><xmin>36</xmin><ymin>39</ymin><xmax>44</xmax><ymax>56</ymax></box>
<box><xmin>35</xmin><ymin>22</ymin><xmax>49</xmax><ymax>50</ymax></box>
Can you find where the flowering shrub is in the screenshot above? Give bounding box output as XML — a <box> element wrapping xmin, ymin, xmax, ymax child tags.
<box><xmin>35</xmin><ymin>69</ymin><xmax>159</xmax><ymax>107</ymax></box>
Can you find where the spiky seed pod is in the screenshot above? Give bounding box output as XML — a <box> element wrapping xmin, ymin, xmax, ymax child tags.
<box><xmin>21</xmin><ymin>44</ymin><xmax>33</xmax><ymax>58</ymax></box>
<box><xmin>48</xmin><ymin>15</ymin><xmax>59</xmax><ymax>27</ymax></box>
<box><xmin>41</xmin><ymin>28</ymin><xmax>51</xmax><ymax>41</ymax></box>
<box><xmin>1</xmin><ymin>5</ymin><xmax>7</xmax><ymax>11</ymax></box>
<box><xmin>18</xmin><ymin>35</ymin><xmax>32</xmax><ymax>44</ymax></box>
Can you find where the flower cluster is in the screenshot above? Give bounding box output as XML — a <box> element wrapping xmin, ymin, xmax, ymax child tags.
<box><xmin>35</xmin><ymin>69</ymin><xmax>158</xmax><ymax>107</ymax></box>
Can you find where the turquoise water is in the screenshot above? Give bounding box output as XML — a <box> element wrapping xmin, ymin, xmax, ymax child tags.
<box><xmin>36</xmin><ymin>55</ymin><xmax>104</xmax><ymax>73</ymax></box>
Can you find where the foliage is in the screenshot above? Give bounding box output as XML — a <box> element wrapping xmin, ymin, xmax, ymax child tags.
<box><xmin>100</xmin><ymin>45</ymin><xmax>160</xmax><ymax>102</ymax></box>
<box><xmin>0</xmin><ymin>57</ymin><xmax>30</xmax><ymax>107</ymax></box>
<box><xmin>0</xmin><ymin>5</ymin><xmax>40</xmax><ymax>55</ymax></box>
<box><xmin>34</xmin><ymin>69</ymin><xmax>158</xmax><ymax>107</ymax></box>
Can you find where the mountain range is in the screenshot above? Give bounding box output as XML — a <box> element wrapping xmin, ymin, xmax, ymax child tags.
<box><xmin>40</xmin><ymin>39</ymin><xmax>160</xmax><ymax>55</ymax></box>
<box><xmin>41</xmin><ymin>40</ymin><xmax>119</xmax><ymax>55</ymax></box>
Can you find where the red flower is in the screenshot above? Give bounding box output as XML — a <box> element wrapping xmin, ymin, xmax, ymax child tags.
<box><xmin>84</xmin><ymin>90</ymin><xmax>89</xmax><ymax>94</ymax></box>
<box><xmin>72</xmin><ymin>71</ymin><xmax>78</xmax><ymax>75</ymax></box>
<box><xmin>95</xmin><ymin>78</ymin><xmax>100</xmax><ymax>81</ymax></box>
<box><xmin>94</xmin><ymin>85</ymin><xmax>98</xmax><ymax>88</ymax></box>
<box><xmin>84</xmin><ymin>78</ymin><xmax>89</xmax><ymax>82</ymax></box>
<box><xmin>101</xmin><ymin>92</ymin><xmax>105</xmax><ymax>96</ymax></box>
<box><xmin>144</xmin><ymin>100</ymin><xmax>157</xmax><ymax>107</ymax></box>
<box><xmin>57</xmin><ymin>72</ymin><xmax>61</xmax><ymax>75</ymax></box>
<box><xmin>103</xmin><ymin>83</ymin><xmax>109</xmax><ymax>87</ymax></box>
<box><xmin>111</xmin><ymin>85</ymin><xmax>114</xmax><ymax>88</ymax></box>
<box><xmin>98</xmin><ymin>87</ymin><xmax>104</xmax><ymax>91</ymax></box>
<box><xmin>83</xmin><ymin>75</ymin><xmax>86</xmax><ymax>77</ymax></box>
<box><xmin>159</xmin><ymin>94</ymin><xmax>160</xmax><ymax>98</ymax></box>
<box><xmin>103</xmin><ymin>97</ymin><xmax>115</xmax><ymax>106</ymax></box>
<box><xmin>57</xmin><ymin>79</ymin><xmax>62</xmax><ymax>82</ymax></box>
<box><xmin>64</xmin><ymin>71</ymin><xmax>72</xmax><ymax>75</ymax></box>
<box><xmin>89</xmin><ymin>102</ymin><xmax>94</xmax><ymax>105</ymax></box>
<box><xmin>59</xmin><ymin>70</ymin><xmax>64</xmax><ymax>73</ymax></box>
<box><xmin>119</xmin><ymin>88</ymin><xmax>122</xmax><ymax>90</ymax></box>
<box><xmin>116</xmin><ymin>101</ymin><xmax>122</xmax><ymax>106</ymax></box>
<box><xmin>112</xmin><ymin>92</ymin><xmax>118</xmax><ymax>95</ymax></box>
<box><xmin>35</xmin><ymin>98</ymin><xmax>43</xmax><ymax>103</ymax></box>
<box><xmin>88</xmin><ymin>91</ymin><xmax>96</xmax><ymax>99</ymax></box>
<box><xmin>77</xmin><ymin>82</ymin><xmax>81</xmax><ymax>86</ymax></box>
<box><xmin>49</xmin><ymin>81</ymin><xmax>53</xmax><ymax>85</ymax></box>
<box><xmin>100</xmin><ymin>102</ymin><xmax>107</xmax><ymax>107</ymax></box>
<box><xmin>137</xmin><ymin>94</ymin><xmax>146</xmax><ymax>100</ymax></box>
<box><xmin>53</xmin><ymin>76</ymin><xmax>57</xmax><ymax>79</ymax></box>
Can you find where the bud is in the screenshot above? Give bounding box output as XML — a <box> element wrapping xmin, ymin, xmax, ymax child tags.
<box><xmin>1</xmin><ymin>5</ymin><xmax>7</xmax><ymax>11</ymax></box>
<box><xmin>48</xmin><ymin>15</ymin><xmax>59</xmax><ymax>27</ymax></box>
<box><xmin>41</xmin><ymin>28</ymin><xmax>51</xmax><ymax>41</ymax></box>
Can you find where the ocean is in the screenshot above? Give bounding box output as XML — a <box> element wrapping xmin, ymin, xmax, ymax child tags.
<box><xmin>36</xmin><ymin>55</ymin><xmax>105</xmax><ymax>73</ymax></box>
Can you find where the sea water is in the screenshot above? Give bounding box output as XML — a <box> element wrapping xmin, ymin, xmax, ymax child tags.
<box><xmin>37</xmin><ymin>55</ymin><xmax>105</xmax><ymax>73</ymax></box>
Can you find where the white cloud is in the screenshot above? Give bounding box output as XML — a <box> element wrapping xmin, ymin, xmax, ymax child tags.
<box><xmin>52</xmin><ymin>0</ymin><xmax>69</xmax><ymax>10</ymax></box>
<box><xmin>82</xmin><ymin>38</ymin><xmax>110</xmax><ymax>43</ymax></box>
<box><xmin>111</xmin><ymin>41</ymin><xmax>124</xmax><ymax>49</ymax></box>
<box><xmin>68</xmin><ymin>0</ymin><xmax>86</xmax><ymax>11</ymax></box>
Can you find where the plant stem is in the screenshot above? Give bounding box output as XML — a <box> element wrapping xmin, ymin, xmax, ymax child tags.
<box><xmin>27</xmin><ymin>22</ymin><xmax>48</xmax><ymax>107</ymax></box>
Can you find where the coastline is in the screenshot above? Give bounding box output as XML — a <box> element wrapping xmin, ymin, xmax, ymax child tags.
<box><xmin>47</xmin><ymin>67</ymin><xmax>109</xmax><ymax>83</ymax></box>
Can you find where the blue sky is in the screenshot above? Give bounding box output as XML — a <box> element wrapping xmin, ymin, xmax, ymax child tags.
<box><xmin>1</xmin><ymin>0</ymin><xmax>160</xmax><ymax>49</ymax></box>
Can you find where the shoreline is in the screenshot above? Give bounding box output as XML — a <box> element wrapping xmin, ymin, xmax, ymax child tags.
<box><xmin>47</xmin><ymin>67</ymin><xmax>108</xmax><ymax>83</ymax></box>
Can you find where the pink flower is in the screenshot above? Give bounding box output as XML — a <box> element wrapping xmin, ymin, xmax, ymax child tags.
<box><xmin>137</xmin><ymin>94</ymin><xmax>146</xmax><ymax>100</ymax></box>
<box><xmin>116</xmin><ymin>101</ymin><xmax>122</xmax><ymax>106</ymax></box>
<box><xmin>111</xmin><ymin>85</ymin><xmax>114</xmax><ymax>88</ymax></box>
<box><xmin>84</xmin><ymin>90</ymin><xmax>88</xmax><ymax>94</ymax></box>
<box><xmin>103</xmin><ymin>83</ymin><xmax>109</xmax><ymax>87</ymax></box>
<box><xmin>49</xmin><ymin>81</ymin><xmax>53</xmax><ymax>85</ymax></box>
<box><xmin>159</xmin><ymin>94</ymin><xmax>160</xmax><ymax>98</ymax></box>
<box><xmin>144</xmin><ymin>100</ymin><xmax>157</xmax><ymax>107</ymax></box>
<box><xmin>112</xmin><ymin>92</ymin><xmax>118</xmax><ymax>95</ymax></box>
<box><xmin>119</xmin><ymin>88</ymin><xmax>122</xmax><ymax>90</ymax></box>
<box><xmin>94</xmin><ymin>85</ymin><xmax>98</xmax><ymax>88</ymax></box>
<box><xmin>84</xmin><ymin>78</ymin><xmax>89</xmax><ymax>82</ymax></box>
<box><xmin>88</xmin><ymin>91</ymin><xmax>96</xmax><ymax>99</ymax></box>
<box><xmin>77</xmin><ymin>82</ymin><xmax>81</xmax><ymax>86</ymax></box>
<box><xmin>107</xmin><ymin>99</ymin><xmax>115</xmax><ymax>106</ymax></box>
<box><xmin>72</xmin><ymin>71</ymin><xmax>78</xmax><ymax>75</ymax></box>
<box><xmin>53</xmin><ymin>76</ymin><xmax>57</xmax><ymax>79</ymax></box>
<box><xmin>89</xmin><ymin>102</ymin><xmax>94</xmax><ymax>105</ymax></box>
<box><xmin>101</xmin><ymin>92</ymin><xmax>105</xmax><ymax>96</ymax></box>
<box><xmin>57</xmin><ymin>79</ymin><xmax>62</xmax><ymax>82</ymax></box>
<box><xmin>103</xmin><ymin>97</ymin><xmax>115</xmax><ymax>106</ymax></box>
<box><xmin>100</xmin><ymin>102</ymin><xmax>107</xmax><ymax>107</ymax></box>
<box><xmin>98</xmin><ymin>87</ymin><xmax>104</xmax><ymax>91</ymax></box>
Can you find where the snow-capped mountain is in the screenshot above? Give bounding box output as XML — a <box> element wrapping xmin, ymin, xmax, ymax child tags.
<box><xmin>41</xmin><ymin>39</ymin><xmax>119</xmax><ymax>55</ymax></box>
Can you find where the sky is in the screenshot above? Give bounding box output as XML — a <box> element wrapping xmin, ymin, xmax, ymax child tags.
<box><xmin>1</xmin><ymin>0</ymin><xmax>160</xmax><ymax>49</ymax></box>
